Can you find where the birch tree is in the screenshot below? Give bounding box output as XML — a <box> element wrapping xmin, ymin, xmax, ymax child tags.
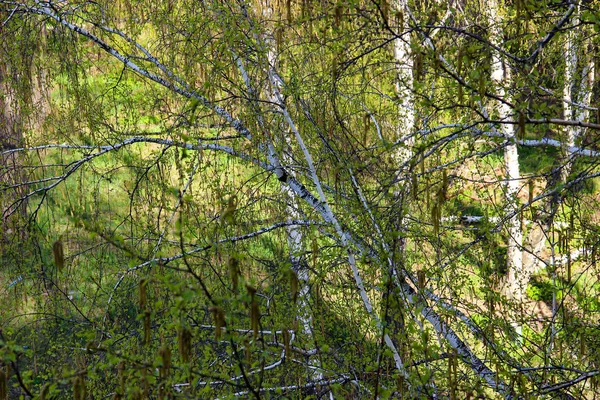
<box><xmin>484</xmin><ymin>0</ymin><xmax>525</xmax><ymax>307</ymax></box>
<box><xmin>239</xmin><ymin>0</ymin><xmax>328</xmax><ymax>387</ymax></box>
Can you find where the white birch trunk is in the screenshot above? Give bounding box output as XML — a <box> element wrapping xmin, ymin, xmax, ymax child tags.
<box><xmin>260</xmin><ymin>1</ymin><xmax>324</xmax><ymax>385</ymax></box>
<box><xmin>393</xmin><ymin>0</ymin><xmax>414</xmax><ymax>163</ymax></box>
<box><xmin>562</xmin><ymin>10</ymin><xmax>594</xmax><ymax>182</ymax></box>
<box><xmin>488</xmin><ymin>1</ymin><xmax>524</xmax><ymax>303</ymax></box>
<box><xmin>562</xmin><ymin>22</ymin><xmax>576</xmax><ymax>173</ymax></box>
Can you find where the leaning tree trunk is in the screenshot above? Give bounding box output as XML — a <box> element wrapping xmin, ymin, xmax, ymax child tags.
<box><xmin>248</xmin><ymin>0</ymin><xmax>326</xmax><ymax>386</ymax></box>
<box><xmin>267</xmin><ymin>31</ymin><xmax>325</xmax><ymax>388</ymax></box>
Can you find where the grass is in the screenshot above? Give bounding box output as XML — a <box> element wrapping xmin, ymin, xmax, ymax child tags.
<box><xmin>518</xmin><ymin>144</ymin><xmax>560</xmax><ymax>175</ymax></box>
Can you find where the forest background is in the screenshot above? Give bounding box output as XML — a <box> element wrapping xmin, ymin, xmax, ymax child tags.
<box><xmin>1</xmin><ymin>0</ymin><xmax>600</xmax><ymax>398</ymax></box>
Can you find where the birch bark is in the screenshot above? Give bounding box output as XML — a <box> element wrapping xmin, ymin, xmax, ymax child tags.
<box><xmin>393</xmin><ymin>0</ymin><xmax>415</xmax><ymax>164</ymax></box>
<box><xmin>255</xmin><ymin>0</ymin><xmax>325</xmax><ymax>385</ymax></box>
<box><xmin>249</xmin><ymin>4</ymin><xmax>410</xmax><ymax>378</ymax></box>
<box><xmin>562</xmin><ymin>6</ymin><xmax>594</xmax><ymax>182</ymax></box>
<box><xmin>487</xmin><ymin>1</ymin><xmax>524</xmax><ymax>304</ymax></box>
<box><xmin>266</xmin><ymin>13</ymin><xmax>323</xmax><ymax>389</ymax></box>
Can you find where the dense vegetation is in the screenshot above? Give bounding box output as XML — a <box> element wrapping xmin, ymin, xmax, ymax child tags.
<box><xmin>1</xmin><ymin>0</ymin><xmax>600</xmax><ymax>398</ymax></box>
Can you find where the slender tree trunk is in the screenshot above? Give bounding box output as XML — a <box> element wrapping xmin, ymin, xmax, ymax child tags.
<box><xmin>260</xmin><ymin>1</ymin><xmax>325</xmax><ymax>386</ymax></box>
<box><xmin>273</xmin><ymin>79</ymin><xmax>324</xmax><ymax>385</ymax></box>
<box><xmin>487</xmin><ymin>1</ymin><xmax>524</xmax><ymax>305</ymax></box>
<box><xmin>393</xmin><ymin>0</ymin><xmax>414</xmax><ymax>164</ymax></box>
<box><xmin>562</xmin><ymin>17</ymin><xmax>577</xmax><ymax>183</ymax></box>
<box><xmin>502</xmin><ymin>98</ymin><xmax>524</xmax><ymax>304</ymax></box>
<box><xmin>562</xmin><ymin>11</ymin><xmax>594</xmax><ymax>182</ymax></box>
<box><xmin>384</xmin><ymin>0</ymin><xmax>414</xmax><ymax>362</ymax></box>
